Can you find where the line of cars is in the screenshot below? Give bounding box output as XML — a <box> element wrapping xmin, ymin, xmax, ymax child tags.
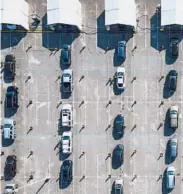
<box><xmin>1</xmin><ymin>54</ymin><xmax>19</xmax><ymax>193</ymax></box>
<box><xmin>111</xmin><ymin>41</ymin><xmax>127</xmax><ymax>194</ymax></box>
<box><xmin>59</xmin><ymin>44</ymin><xmax>74</xmax><ymax>188</ymax></box>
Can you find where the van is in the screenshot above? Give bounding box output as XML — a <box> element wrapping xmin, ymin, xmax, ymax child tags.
<box><xmin>117</xmin><ymin>41</ymin><xmax>126</xmax><ymax>60</ymax></box>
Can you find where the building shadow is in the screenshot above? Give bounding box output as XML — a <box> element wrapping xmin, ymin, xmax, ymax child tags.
<box><xmin>163</xmin><ymin>71</ymin><xmax>175</xmax><ymax>99</ymax></box>
<box><xmin>1</xmin><ymin>25</ymin><xmax>27</xmax><ymax>50</ymax></box>
<box><xmin>42</xmin><ymin>13</ymin><xmax>80</xmax><ymax>51</ymax></box>
<box><xmin>164</xmin><ymin>108</ymin><xmax>175</xmax><ymax>136</ymax></box>
<box><xmin>97</xmin><ymin>11</ymin><xmax>133</xmax><ymax>52</ymax></box>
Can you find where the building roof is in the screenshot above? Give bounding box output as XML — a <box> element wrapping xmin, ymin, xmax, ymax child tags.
<box><xmin>0</xmin><ymin>0</ymin><xmax>29</xmax><ymax>30</ymax></box>
<box><xmin>47</xmin><ymin>0</ymin><xmax>82</xmax><ymax>29</ymax></box>
<box><xmin>161</xmin><ymin>0</ymin><xmax>183</xmax><ymax>26</ymax></box>
<box><xmin>105</xmin><ymin>0</ymin><xmax>136</xmax><ymax>27</ymax></box>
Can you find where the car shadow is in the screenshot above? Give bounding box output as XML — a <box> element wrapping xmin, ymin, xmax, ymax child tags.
<box><xmin>2</xmin><ymin>136</ymin><xmax>14</xmax><ymax>147</ymax></box>
<box><xmin>164</xmin><ymin>108</ymin><xmax>175</xmax><ymax>136</ymax></box>
<box><xmin>1</xmin><ymin>26</ymin><xmax>27</xmax><ymax>50</ymax></box>
<box><xmin>97</xmin><ymin>11</ymin><xmax>133</xmax><ymax>52</ymax></box>
<box><xmin>163</xmin><ymin>72</ymin><xmax>175</xmax><ymax>99</ymax></box>
<box><xmin>162</xmin><ymin>169</ymin><xmax>173</xmax><ymax>194</ymax></box>
<box><xmin>59</xmin><ymin>163</ymin><xmax>73</xmax><ymax>189</ymax></box>
<box><xmin>111</xmin><ymin>181</ymin><xmax>115</xmax><ymax>194</ymax></box>
<box><xmin>112</xmin><ymin>146</ymin><xmax>123</xmax><ymax>169</ymax></box>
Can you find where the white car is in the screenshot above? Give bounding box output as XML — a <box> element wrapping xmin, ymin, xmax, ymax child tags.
<box><xmin>116</xmin><ymin>67</ymin><xmax>125</xmax><ymax>90</ymax></box>
<box><xmin>62</xmin><ymin>104</ymin><xmax>72</xmax><ymax>127</ymax></box>
<box><xmin>62</xmin><ymin>131</ymin><xmax>73</xmax><ymax>154</ymax></box>
<box><xmin>166</xmin><ymin>166</ymin><xmax>175</xmax><ymax>189</ymax></box>
<box><xmin>3</xmin><ymin>118</ymin><xmax>16</xmax><ymax>140</ymax></box>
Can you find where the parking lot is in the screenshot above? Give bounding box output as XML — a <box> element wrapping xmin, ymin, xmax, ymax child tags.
<box><xmin>1</xmin><ymin>0</ymin><xmax>183</xmax><ymax>194</ymax></box>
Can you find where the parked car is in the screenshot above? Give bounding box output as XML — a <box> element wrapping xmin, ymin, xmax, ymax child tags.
<box><xmin>62</xmin><ymin>69</ymin><xmax>73</xmax><ymax>93</ymax></box>
<box><xmin>169</xmin><ymin>138</ymin><xmax>178</xmax><ymax>158</ymax></box>
<box><xmin>60</xmin><ymin>160</ymin><xmax>73</xmax><ymax>184</ymax></box>
<box><xmin>61</xmin><ymin>131</ymin><xmax>73</xmax><ymax>154</ymax></box>
<box><xmin>4</xmin><ymin>155</ymin><xmax>17</xmax><ymax>180</ymax></box>
<box><xmin>4</xmin><ymin>54</ymin><xmax>16</xmax><ymax>82</ymax></box>
<box><xmin>117</xmin><ymin>41</ymin><xmax>126</xmax><ymax>60</ymax></box>
<box><xmin>170</xmin><ymin>38</ymin><xmax>179</xmax><ymax>58</ymax></box>
<box><xmin>168</xmin><ymin>70</ymin><xmax>178</xmax><ymax>92</ymax></box>
<box><xmin>116</xmin><ymin>67</ymin><xmax>125</xmax><ymax>90</ymax></box>
<box><xmin>5</xmin><ymin>86</ymin><xmax>19</xmax><ymax>109</ymax></box>
<box><xmin>169</xmin><ymin>106</ymin><xmax>178</xmax><ymax>128</ymax></box>
<box><xmin>4</xmin><ymin>183</ymin><xmax>18</xmax><ymax>194</ymax></box>
<box><xmin>113</xmin><ymin>114</ymin><xmax>124</xmax><ymax>138</ymax></box>
<box><xmin>166</xmin><ymin>166</ymin><xmax>175</xmax><ymax>189</ymax></box>
<box><xmin>61</xmin><ymin>44</ymin><xmax>71</xmax><ymax>65</ymax></box>
<box><xmin>3</xmin><ymin>118</ymin><xmax>16</xmax><ymax>140</ymax></box>
<box><xmin>114</xmin><ymin>178</ymin><xmax>123</xmax><ymax>194</ymax></box>
<box><xmin>112</xmin><ymin>144</ymin><xmax>124</xmax><ymax>168</ymax></box>
<box><xmin>61</xmin><ymin>104</ymin><xmax>73</xmax><ymax>127</ymax></box>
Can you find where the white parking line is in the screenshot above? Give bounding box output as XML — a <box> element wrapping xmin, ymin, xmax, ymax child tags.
<box><xmin>47</xmin><ymin>81</ymin><xmax>50</xmax><ymax>125</ymax></box>
<box><xmin>97</xmin><ymin>80</ymin><xmax>99</xmax><ymax>126</ymax></box>
<box><xmin>97</xmin><ymin>154</ymin><xmax>99</xmax><ymax>194</ymax></box>
<box><xmin>144</xmin><ymin>4</ymin><xmax>147</xmax><ymax>49</ymax></box>
<box><xmin>35</xmin><ymin>79</ymin><xmax>38</xmax><ymax>126</ymax></box>
<box><xmin>85</xmin><ymin>153</ymin><xmax>87</xmax><ymax>194</ymax></box>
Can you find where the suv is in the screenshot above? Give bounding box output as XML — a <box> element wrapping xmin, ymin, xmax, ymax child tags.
<box><xmin>61</xmin><ymin>104</ymin><xmax>73</xmax><ymax>127</ymax></box>
<box><xmin>3</xmin><ymin>118</ymin><xmax>16</xmax><ymax>140</ymax></box>
<box><xmin>168</xmin><ymin>70</ymin><xmax>178</xmax><ymax>92</ymax></box>
<box><xmin>169</xmin><ymin>106</ymin><xmax>178</xmax><ymax>128</ymax></box>
<box><xmin>61</xmin><ymin>131</ymin><xmax>73</xmax><ymax>154</ymax></box>
<box><xmin>116</xmin><ymin>67</ymin><xmax>125</xmax><ymax>90</ymax></box>
<box><xmin>60</xmin><ymin>160</ymin><xmax>73</xmax><ymax>184</ymax></box>
<box><xmin>169</xmin><ymin>138</ymin><xmax>178</xmax><ymax>158</ymax></box>
<box><xmin>113</xmin><ymin>114</ymin><xmax>124</xmax><ymax>139</ymax></box>
<box><xmin>170</xmin><ymin>38</ymin><xmax>179</xmax><ymax>58</ymax></box>
<box><xmin>166</xmin><ymin>166</ymin><xmax>175</xmax><ymax>189</ymax></box>
<box><xmin>117</xmin><ymin>41</ymin><xmax>126</xmax><ymax>60</ymax></box>
<box><xmin>4</xmin><ymin>54</ymin><xmax>16</xmax><ymax>82</ymax></box>
<box><xmin>62</xmin><ymin>69</ymin><xmax>73</xmax><ymax>93</ymax></box>
<box><xmin>61</xmin><ymin>44</ymin><xmax>71</xmax><ymax>65</ymax></box>
<box><xmin>5</xmin><ymin>86</ymin><xmax>19</xmax><ymax>109</ymax></box>
<box><xmin>114</xmin><ymin>178</ymin><xmax>123</xmax><ymax>194</ymax></box>
<box><xmin>4</xmin><ymin>155</ymin><xmax>17</xmax><ymax>180</ymax></box>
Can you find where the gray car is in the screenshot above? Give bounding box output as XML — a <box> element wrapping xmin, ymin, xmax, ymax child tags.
<box><xmin>61</xmin><ymin>44</ymin><xmax>71</xmax><ymax>65</ymax></box>
<box><xmin>169</xmin><ymin>106</ymin><xmax>178</xmax><ymax>128</ymax></box>
<box><xmin>169</xmin><ymin>138</ymin><xmax>178</xmax><ymax>158</ymax></box>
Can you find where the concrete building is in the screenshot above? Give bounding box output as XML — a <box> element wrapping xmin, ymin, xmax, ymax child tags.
<box><xmin>0</xmin><ymin>0</ymin><xmax>29</xmax><ymax>30</ymax></box>
<box><xmin>105</xmin><ymin>0</ymin><xmax>136</xmax><ymax>28</ymax></box>
<box><xmin>161</xmin><ymin>0</ymin><xmax>183</xmax><ymax>26</ymax></box>
<box><xmin>47</xmin><ymin>0</ymin><xmax>82</xmax><ymax>30</ymax></box>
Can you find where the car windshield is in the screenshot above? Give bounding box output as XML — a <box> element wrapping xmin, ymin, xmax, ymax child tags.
<box><xmin>4</xmin><ymin>124</ymin><xmax>11</xmax><ymax>128</ymax></box>
<box><xmin>63</xmin><ymin>136</ymin><xmax>70</xmax><ymax>140</ymax></box>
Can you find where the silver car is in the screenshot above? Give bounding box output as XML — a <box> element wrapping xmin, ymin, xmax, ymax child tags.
<box><xmin>169</xmin><ymin>106</ymin><xmax>178</xmax><ymax>128</ymax></box>
<box><xmin>166</xmin><ymin>166</ymin><xmax>175</xmax><ymax>189</ymax></box>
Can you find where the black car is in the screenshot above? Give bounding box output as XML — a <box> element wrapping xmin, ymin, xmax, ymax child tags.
<box><xmin>5</xmin><ymin>86</ymin><xmax>19</xmax><ymax>109</ymax></box>
<box><xmin>112</xmin><ymin>144</ymin><xmax>124</xmax><ymax>169</ymax></box>
<box><xmin>61</xmin><ymin>44</ymin><xmax>71</xmax><ymax>65</ymax></box>
<box><xmin>170</xmin><ymin>38</ymin><xmax>179</xmax><ymax>58</ymax></box>
<box><xmin>4</xmin><ymin>54</ymin><xmax>16</xmax><ymax>82</ymax></box>
<box><xmin>168</xmin><ymin>70</ymin><xmax>178</xmax><ymax>92</ymax></box>
<box><xmin>113</xmin><ymin>114</ymin><xmax>124</xmax><ymax>139</ymax></box>
<box><xmin>60</xmin><ymin>160</ymin><xmax>73</xmax><ymax>185</ymax></box>
<box><xmin>4</xmin><ymin>155</ymin><xmax>17</xmax><ymax>180</ymax></box>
